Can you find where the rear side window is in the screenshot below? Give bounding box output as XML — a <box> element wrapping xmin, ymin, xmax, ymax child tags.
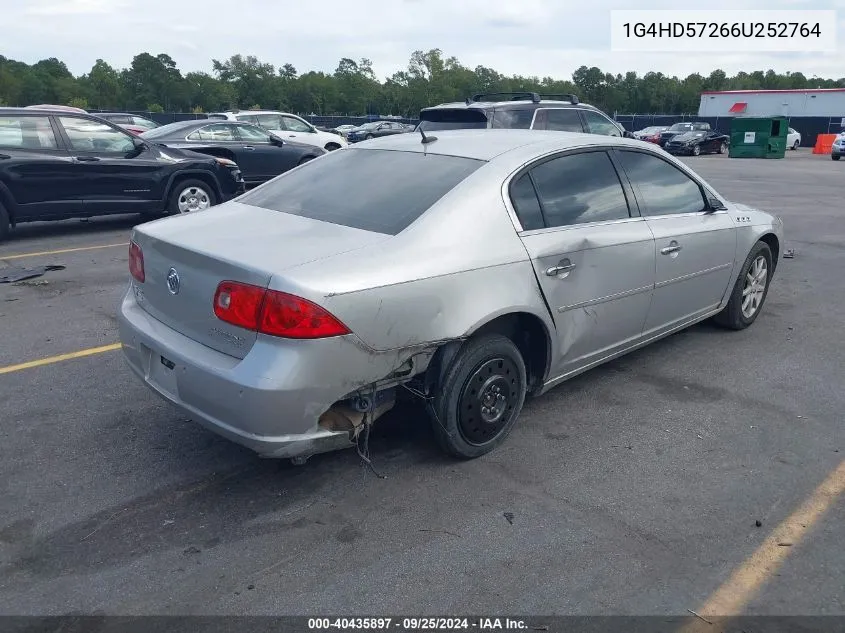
<box><xmin>492</xmin><ymin>109</ymin><xmax>535</xmax><ymax>129</ymax></box>
<box><xmin>237</xmin><ymin>149</ymin><xmax>485</xmax><ymax>235</ymax></box>
<box><xmin>616</xmin><ymin>150</ymin><xmax>706</xmax><ymax>216</ymax></box>
<box><xmin>509</xmin><ymin>173</ymin><xmax>544</xmax><ymax>231</ymax></box>
<box><xmin>418</xmin><ymin>108</ymin><xmax>488</xmax><ymax>131</ymax></box>
<box><xmin>528</xmin><ymin>151</ymin><xmax>631</xmax><ymax>228</ymax></box>
<box><xmin>0</xmin><ymin>115</ymin><xmax>58</xmax><ymax>149</ymax></box>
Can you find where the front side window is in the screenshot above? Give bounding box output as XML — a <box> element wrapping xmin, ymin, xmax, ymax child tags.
<box><xmin>582</xmin><ymin>110</ymin><xmax>621</xmax><ymax>136</ymax></box>
<box><xmin>528</xmin><ymin>151</ymin><xmax>630</xmax><ymax>228</ymax></box>
<box><xmin>616</xmin><ymin>150</ymin><xmax>706</xmax><ymax>216</ymax></box>
<box><xmin>59</xmin><ymin>116</ymin><xmax>135</xmax><ymax>152</ymax></box>
<box><xmin>187</xmin><ymin>124</ymin><xmax>237</xmax><ymax>141</ymax></box>
<box><xmin>532</xmin><ymin>108</ymin><xmax>583</xmax><ymax>132</ymax></box>
<box><xmin>281</xmin><ymin>115</ymin><xmax>312</xmax><ymax>133</ymax></box>
<box><xmin>256</xmin><ymin>114</ymin><xmax>283</xmax><ymax>130</ymax></box>
<box><xmin>235</xmin><ymin>124</ymin><xmax>272</xmax><ymax>142</ymax></box>
<box><xmin>0</xmin><ymin>115</ymin><xmax>58</xmax><ymax>149</ymax></box>
<box><xmin>237</xmin><ymin>149</ymin><xmax>484</xmax><ymax>235</ymax></box>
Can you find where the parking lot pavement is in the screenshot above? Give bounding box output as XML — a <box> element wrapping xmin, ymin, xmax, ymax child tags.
<box><xmin>0</xmin><ymin>153</ymin><xmax>843</xmax><ymax>615</ymax></box>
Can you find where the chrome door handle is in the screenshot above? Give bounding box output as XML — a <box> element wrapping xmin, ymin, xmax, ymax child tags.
<box><xmin>242</xmin><ymin>145</ymin><xmax>255</xmax><ymax>151</ymax></box>
<box><xmin>546</xmin><ymin>262</ymin><xmax>576</xmax><ymax>276</ymax></box>
<box><xmin>661</xmin><ymin>244</ymin><xmax>682</xmax><ymax>255</ymax></box>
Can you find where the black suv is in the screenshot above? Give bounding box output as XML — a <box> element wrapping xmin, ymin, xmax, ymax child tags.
<box><xmin>0</xmin><ymin>108</ymin><xmax>245</xmax><ymax>241</ymax></box>
<box><xmin>417</xmin><ymin>92</ymin><xmax>632</xmax><ymax>137</ymax></box>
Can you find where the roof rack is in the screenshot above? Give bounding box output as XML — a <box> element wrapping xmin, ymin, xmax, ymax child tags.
<box><xmin>538</xmin><ymin>93</ymin><xmax>579</xmax><ymax>104</ymax></box>
<box><xmin>466</xmin><ymin>92</ymin><xmax>580</xmax><ymax>105</ymax></box>
<box><xmin>468</xmin><ymin>92</ymin><xmax>542</xmax><ymax>104</ymax></box>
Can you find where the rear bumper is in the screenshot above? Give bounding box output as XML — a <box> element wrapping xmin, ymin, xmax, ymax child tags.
<box><xmin>117</xmin><ymin>285</ymin><xmax>396</xmax><ymax>459</ymax></box>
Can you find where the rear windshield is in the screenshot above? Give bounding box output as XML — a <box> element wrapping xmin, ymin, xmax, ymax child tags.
<box><xmin>417</xmin><ymin>108</ymin><xmax>488</xmax><ymax>131</ymax></box>
<box><xmin>237</xmin><ymin>148</ymin><xmax>485</xmax><ymax>235</ymax></box>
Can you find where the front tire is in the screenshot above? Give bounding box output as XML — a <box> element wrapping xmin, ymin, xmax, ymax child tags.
<box><xmin>168</xmin><ymin>179</ymin><xmax>216</xmax><ymax>215</ymax></box>
<box><xmin>718</xmin><ymin>142</ymin><xmax>727</xmax><ymax>154</ymax></box>
<box><xmin>714</xmin><ymin>241</ymin><xmax>773</xmax><ymax>330</ymax></box>
<box><xmin>430</xmin><ymin>334</ymin><xmax>527</xmax><ymax>459</ymax></box>
<box><xmin>832</xmin><ymin>154</ymin><xmax>841</xmax><ymax>161</ymax></box>
<box><xmin>692</xmin><ymin>144</ymin><xmax>701</xmax><ymax>156</ymax></box>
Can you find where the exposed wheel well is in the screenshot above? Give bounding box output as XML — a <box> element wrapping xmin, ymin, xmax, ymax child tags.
<box><xmin>465</xmin><ymin>313</ymin><xmax>551</xmax><ymax>394</ymax></box>
<box><xmin>325</xmin><ymin>142</ymin><xmax>341</xmax><ymax>151</ymax></box>
<box><xmin>758</xmin><ymin>233</ymin><xmax>780</xmax><ymax>272</ymax></box>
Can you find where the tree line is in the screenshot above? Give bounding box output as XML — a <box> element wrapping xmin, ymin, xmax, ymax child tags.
<box><xmin>1</xmin><ymin>49</ymin><xmax>842</xmax><ymax>117</ymax></box>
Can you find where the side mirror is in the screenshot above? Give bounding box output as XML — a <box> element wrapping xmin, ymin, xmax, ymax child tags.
<box><xmin>131</xmin><ymin>137</ymin><xmax>146</xmax><ymax>151</ymax></box>
<box><xmin>269</xmin><ymin>134</ymin><xmax>284</xmax><ymax>146</ymax></box>
<box><xmin>623</xmin><ymin>130</ymin><xmax>635</xmax><ymax>139</ymax></box>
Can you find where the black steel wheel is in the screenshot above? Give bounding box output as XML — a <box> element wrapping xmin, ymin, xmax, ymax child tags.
<box><xmin>430</xmin><ymin>334</ymin><xmax>527</xmax><ymax>459</ymax></box>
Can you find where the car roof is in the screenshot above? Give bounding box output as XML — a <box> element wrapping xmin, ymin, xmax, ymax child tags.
<box><xmin>0</xmin><ymin>106</ymin><xmax>90</xmax><ymax>116</ymax></box>
<box><xmin>351</xmin><ymin>128</ymin><xmax>652</xmax><ymax>162</ymax></box>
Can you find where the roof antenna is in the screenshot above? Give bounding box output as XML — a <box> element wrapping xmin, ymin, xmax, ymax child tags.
<box><xmin>419</xmin><ymin>127</ymin><xmax>437</xmax><ymax>145</ymax></box>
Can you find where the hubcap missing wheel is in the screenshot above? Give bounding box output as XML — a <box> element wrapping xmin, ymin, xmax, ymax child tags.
<box><xmin>458</xmin><ymin>356</ymin><xmax>520</xmax><ymax>446</ymax></box>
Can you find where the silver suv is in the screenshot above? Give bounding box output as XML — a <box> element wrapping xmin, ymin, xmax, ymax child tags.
<box><xmin>417</xmin><ymin>92</ymin><xmax>631</xmax><ymax>138</ymax></box>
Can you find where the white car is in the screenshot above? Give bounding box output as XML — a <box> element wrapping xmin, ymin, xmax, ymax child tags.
<box><xmin>787</xmin><ymin>127</ymin><xmax>801</xmax><ymax>150</ymax></box>
<box><xmin>208</xmin><ymin>110</ymin><xmax>347</xmax><ymax>152</ymax></box>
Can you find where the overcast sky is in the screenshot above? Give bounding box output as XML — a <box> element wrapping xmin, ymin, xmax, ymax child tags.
<box><xmin>4</xmin><ymin>0</ymin><xmax>845</xmax><ymax>81</ymax></box>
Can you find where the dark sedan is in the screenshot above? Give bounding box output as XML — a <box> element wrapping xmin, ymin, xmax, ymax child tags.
<box><xmin>664</xmin><ymin>130</ymin><xmax>730</xmax><ymax>156</ymax></box>
<box><xmin>140</xmin><ymin>120</ymin><xmax>325</xmax><ymax>186</ymax></box>
<box><xmin>346</xmin><ymin>120</ymin><xmax>412</xmax><ymax>143</ymax></box>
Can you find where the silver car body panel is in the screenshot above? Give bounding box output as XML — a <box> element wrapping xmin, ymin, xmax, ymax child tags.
<box><xmin>118</xmin><ymin>130</ymin><xmax>784</xmax><ymax>458</ymax></box>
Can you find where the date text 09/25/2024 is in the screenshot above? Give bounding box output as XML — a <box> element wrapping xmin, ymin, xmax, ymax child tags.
<box><xmin>307</xmin><ymin>618</ymin><xmax>529</xmax><ymax>631</ymax></box>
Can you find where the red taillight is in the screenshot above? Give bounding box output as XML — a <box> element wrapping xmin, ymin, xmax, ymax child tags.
<box><xmin>213</xmin><ymin>281</ymin><xmax>350</xmax><ymax>339</ymax></box>
<box><xmin>129</xmin><ymin>241</ymin><xmax>145</xmax><ymax>282</ymax></box>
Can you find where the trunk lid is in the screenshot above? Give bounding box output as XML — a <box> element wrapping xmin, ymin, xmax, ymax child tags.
<box><xmin>131</xmin><ymin>202</ymin><xmax>386</xmax><ymax>358</ymax></box>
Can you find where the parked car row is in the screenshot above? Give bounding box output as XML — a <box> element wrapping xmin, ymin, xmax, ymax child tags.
<box><xmin>632</xmin><ymin>122</ymin><xmax>802</xmax><ymax>152</ymax></box>
<box><xmin>0</xmin><ymin>106</ymin><xmax>325</xmax><ymax>239</ymax></box>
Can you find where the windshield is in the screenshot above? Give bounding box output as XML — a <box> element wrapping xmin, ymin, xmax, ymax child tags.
<box><xmin>237</xmin><ymin>148</ymin><xmax>484</xmax><ymax>235</ymax></box>
<box><xmin>675</xmin><ymin>131</ymin><xmax>707</xmax><ymax>140</ymax></box>
<box><xmin>418</xmin><ymin>108</ymin><xmax>489</xmax><ymax>131</ymax></box>
<box><xmin>669</xmin><ymin>123</ymin><xmax>693</xmax><ymax>131</ymax></box>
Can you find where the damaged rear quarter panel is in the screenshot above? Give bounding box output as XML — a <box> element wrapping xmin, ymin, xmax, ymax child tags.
<box><xmin>268</xmin><ymin>160</ymin><xmax>558</xmax><ymax>355</ymax></box>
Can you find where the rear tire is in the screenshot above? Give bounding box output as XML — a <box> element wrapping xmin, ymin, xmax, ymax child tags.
<box><xmin>430</xmin><ymin>334</ymin><xmax>527</xmax><ymax>459</ymax></box>
<box><xmin>714</xmin><ymin>241</ymin><xmax>773</xmax><ymax>330</ymax></box>
<box><xmin>832</xmin><ymin>154</ymin><xmax>841</xmax><ymax>161</ymax></box>
<box><xmin>0</xmin><ymin>202</ymin><xmax>10</xmax><ymax>242</ymax></box>
<box><xmin>792</xmin><ymin>141</ymin><xmax>800</xmax><ymax>150</ymax></box>
<box><xmin>167</xmin><ymin>179</ymin><xmax>216</xmax><ymax>215</ymax></box>
<box><xmin>718</xmin><ymin>142</ymin><xmax>727</xmax><ymax>154</ymax></box>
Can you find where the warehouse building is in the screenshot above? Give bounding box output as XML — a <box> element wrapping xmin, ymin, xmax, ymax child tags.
<box><xmin>698</xmin><ymin>88</ymin><xmax>845</xmax><ymax>118</ymax></box>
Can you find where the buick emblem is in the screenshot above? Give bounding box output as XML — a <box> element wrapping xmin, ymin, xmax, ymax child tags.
<box><xmin>166</xmin><ymin>268</ymin><xmax>180</xmax><ymax>295</ymax></box>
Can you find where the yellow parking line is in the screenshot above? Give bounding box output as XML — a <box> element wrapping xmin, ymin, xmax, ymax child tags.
<box><xmin>1</xmin><ymin>242</ymin><xmax>128</xmax><ymax>261</ymax></box>
<box><xmin>685</xmin><ymin>459</ymin><xmax>845</xmax><ymax>620</ymax></box>
<box><xmin>0</xmin><ymin>343</ymin><xmax>122</xmax><ymax>375</ymax></box>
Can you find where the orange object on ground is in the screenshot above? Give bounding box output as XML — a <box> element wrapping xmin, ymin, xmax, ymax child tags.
<box><xmin>813</xmin><ymin>133</ymin><xmax>837</xmax><ymax>154</ymax></box>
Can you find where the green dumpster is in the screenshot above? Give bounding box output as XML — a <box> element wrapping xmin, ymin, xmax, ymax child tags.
<box><xmin>729</xmin><ymin>116</ymin><xmax>788</xmax><ymax>158</ymax></box>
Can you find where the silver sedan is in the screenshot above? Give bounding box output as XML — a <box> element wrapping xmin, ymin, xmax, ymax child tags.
<box><xmin>118</xmin><ymin>129</ymin><xmax>784</xmax><ymax>462</ymax></box>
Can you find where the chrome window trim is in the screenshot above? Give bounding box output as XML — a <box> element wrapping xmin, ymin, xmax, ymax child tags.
<box><xmin>500</xmin><ymin>143</ymin><xmax>643</xmax><ymax>234</ymax></box>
